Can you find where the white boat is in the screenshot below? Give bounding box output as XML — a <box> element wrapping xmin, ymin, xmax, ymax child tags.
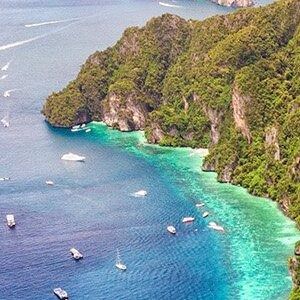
<box><xmin>72</xmin><ymin>125</ymin><xmax>80</xmax><ymax>129</ymax></box>
<box><xmin>81</xmin><ymin>123</ymin><xmax>86</xmax><ymax>128</ymax></box>
<box><xmin>70</xmin><ymin>248</ymin><xmax>83</xmax><ymax>260</ymax></box>
<box><xmin>133</xmin><ymin>190</ymin><xmax>147</xmax><ymax>197</ymax></box>
<box><xmin>115</xmin><ymin>249</ymin><xmax>127</xmax><ymax>271</ymax></box>
<box><xmin>167</xmin><ymin>225</ymin><xmax>176</xmax><ymax>234</ymax></box>
<box><xmin>202</xmin><ymin>211</ymin><xmax>209</xmax><ymax>218</ymax></box>
<box><xmin>71</xmin><ymin>128</ymin><xmax>81</xmax><ymax>132</ymax></box>
<box><xmin>0</xmin><ymin>177</ymin><xmax>10</xmax><ymax>181</ymax></box>
<box><xmin>46</xmin><ymin>180</ymin><xmax>54</xmax><ymax>186</ymax></box>
<box><xmin>208</xmin><ymin>222</ymin><xmax>225</xmax><ymax>232</ymax></box>
<box><xmin>6</xmin><ymin>214</ymin><xmax>15</xmax><ymax>228</ymax></box>
<box><xmin>1</xmin><ymin>116</ymin><xmax>9</xmax><ymax>128</ymax></box>
<box><xmin>196</xmin><ymin>203</ymin><xmax>205</xmax><ymax>208</ymax></box>
<box><xmin>61</xmin><ymin>152</ymin><xmax>85</xmax><ymax>162</ymax></box>
<box><xmin>85</xmin><ymin>128</ymin><xmax>91</xmax><ymax>133</ymax></box>
<box><xmin>182</xmin><ymin>216</ymin><xmax>195</xmax><ymax>223</ymax></box>
<box><xmin>53</xmin><ymin>288</ymin><xmax>68</xmax><ymax>299</ymax></box>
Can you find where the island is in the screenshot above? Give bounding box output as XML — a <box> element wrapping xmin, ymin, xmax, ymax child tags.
<box><xmin>42</xmin><ymin>0</ymin><xmax>300</xmax><ymax>297</ymax></box>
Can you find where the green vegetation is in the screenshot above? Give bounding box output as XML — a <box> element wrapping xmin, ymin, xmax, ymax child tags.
<box><xmin>43</xmin><ymin>1</ymin><xmax>300</xmax><ymax>296</ymax></box>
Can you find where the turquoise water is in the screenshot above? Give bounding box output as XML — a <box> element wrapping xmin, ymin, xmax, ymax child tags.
<box><xmin>89</xmin><ymin>122</ymin><xmax>300</xmax><ymax>299</ymax></box>
<box><xmin>0</xmin><ymin>0</ymin><xmax>298</xmax><ymax>299</ymax></box>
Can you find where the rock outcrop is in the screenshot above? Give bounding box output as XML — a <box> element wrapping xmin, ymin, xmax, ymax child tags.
<box><xmin>232</xmin><ymin>86</ymin><xmax>252</xmax><ymax>144</ymax></box>
<box><xmin>101</xmin><ymin>92</ymin><xmax>150</xmax><ymax>131</ymax></box>
<box><xmin>265</xmin><ymin>126</ymin><xmax>280</xmax><ymax>161</ymax></box>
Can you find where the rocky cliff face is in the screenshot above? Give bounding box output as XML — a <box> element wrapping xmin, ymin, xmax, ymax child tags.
<box><xmin>232</xmin><ymin>86</ymin><xmax>252</xmax><ymax>144</ymax></box>
<box><xmin>211</xmin><ymin>0</ymin><xmax>254</xmax><ymax>7</ymax></box>
<box><xmin>101</xmin><ymin>92</ymin><xmax>150</xmax><ymax>131</ymax></box>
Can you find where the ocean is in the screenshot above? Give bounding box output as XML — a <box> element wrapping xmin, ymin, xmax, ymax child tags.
<box><xmin>0</xmin><ymin>0</ymin><xmax>298</xmax><ymax>299</ymax></box>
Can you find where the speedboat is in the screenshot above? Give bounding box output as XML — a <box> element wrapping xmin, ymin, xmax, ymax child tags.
<box><xmin>196</xmin><ymin>203</ymin><xmax>205</xmax><ymax>208</ymax></box>
<box><xmin>46</xmin><ymin>180</ymin><xmax>54</xmax><ymax>186</ymax></box>
<box><xmin>182</xmin><ymin>216</ymin><xmax>195</xmax><ymax>223</ymax></box>
<box><xmin>202</xmin><ymin>211</ymin><xmax>209</xmax><ymax>218</ymax></box>
<box><xmin>167</xmin><ymin>225</ymin><xmax>176</xmax><ymax>234</ymax></box>
<box><xmin>70</xmin><ymin>248</ymin><xmax>83</xmax><ymax>260</ymax></box>
<box><xmin>6</xmin><ymin>214</ymin><xmax>15</xmax><ymax>228</ymax></box>
<box><xmin>133</xmin><ymin>190</ymin><xmax>147</xmax><ymax>197</ymax></box>
<box><xmin>208</xmin><ymin>222</ymin><xmax>225</xmax><ymax>232</ymax></box>
<box><xmin>0</xmin><ymin>177</ymin><xmax>10</xmax><ymax>181</ymax></box>
<box><xmin>53</xmin><ymin>288</ymin><xmax>68</xmax><ymax>299</ymax></box>
<box><xmin>115</xmin><ymin>249</ymin><xmax>127</xmax><ymax>271</ymax></box>
<box><xmin>61</xmin><ymin>153</ymin><xmax>85</xmax><ymax>162</ymax></box>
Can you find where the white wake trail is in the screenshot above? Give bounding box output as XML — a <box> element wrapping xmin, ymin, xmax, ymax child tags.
<box><xmin>0</xmin><ymin>36</ymin><xmax>44</xmax><ymax>51</ymax></box>
<box><xmin>24</xmin><ymin>18</ymin><xmax>78</xmax><ymax>28</ymax></box>
<box><xmin>0</xmin><ymin>75</ymin><xmax>8</xmax><ymax>80</ymax></box>
<box><xmin>158</xmin><ymin>1</ymin><xmax>182</xmax><ymax>8</ymax></box>
<box><xmin>0</xmin><ymin>20</ymin><xmax>79</xmax><ymax>52</ymax></box>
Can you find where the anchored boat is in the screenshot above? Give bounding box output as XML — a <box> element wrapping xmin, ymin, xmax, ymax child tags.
<box><xmin>202</xmin><ymin>211</ymin><xmax>209</xmax><ymax>218</ymax></box>
<box><xmin>6</xmin><ymin>214</ymin><xmax>15</xmax><ymax>228</ymax></box>
<box><xmin>115</xmin><ymin>249</ymin><xmax>127</xmax><ymax>271</ymax></box>
<box><xmin>61</xmin><ymin>152</ymin><xmax>85</xmax><ymax>162</ymax></box>
<box><xmin>208</xmin><ymin>222</ymin><xmax>225</xmax><ymax>232</ymax></box>
<box><xmin>53</xmin><ymin>288</ymin><xmax>68</xmax><ymax>299</ymax></box>
<box><xmin>70</xmin><ymin>248</ymin><xmax>83</xmax><ymax>260</ymax></box>
<box><xmin>182</xmin><ymin>216</ymin><xmax>195</xmax><ymax>223</ymax></box>
<box><xmin>167</xmin><ymin>225</ymin><xmax>176</xmax><ymax>234</ymax></box>
<box><xmin>133</xmin><ymin>190</ymin><xmax>147</xmax><ymax>197</ymax></box>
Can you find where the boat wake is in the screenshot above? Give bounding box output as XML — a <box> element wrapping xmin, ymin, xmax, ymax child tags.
<box><xmin>3</xmin><ymin>89</ymin><xmax>18</xmax><ymax>97</ymax></box>
<box><xmin>24</xmin><ymin>18</ymin><xmax>78</xmax><ymax>28</ymax></box>
<box><xmin>0</xmin><ymin>74</ymin><xmax>8</xmax><ymax>80</ymax></box>
<box><xmin>0</xmin><ymin>21</ymin><xmax>79</xmax><ymax>52</ymax></box>
<box><xmin>1</xmin><ymin>61</ymin><xmax>11</xmax><ymax>71</ymax></box>
<box><xmin>158</xmin><ymin>1</ymin><xmax>183</xmax><ymax>8</ymax></box>
<box><xmin>0</xmin><ymin>36</ymin><xmax>44</xmax><ymax>51</ymax></box>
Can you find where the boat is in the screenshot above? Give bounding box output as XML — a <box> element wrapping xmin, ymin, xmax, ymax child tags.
<box><xmin>182</xmin><ymin>216</ymin><xmax>195</xmax><ymax>223</ymax></box>
<box><xmin>72</xmin><ymin>125</ymin><xmax>80</xmax><ymax>129</ymax></box>
<box><xmin>6</xmin><ymin>214</ymin><xmax>15</xmax><ymax>228</ymax></box>
<box><xmin>208</xmin><ymin>222</ymin><xmax>225</xmax><ymax>232</ymax></box>
<box><xmin>133</xmin><ymin>190</ymin><xmax>147</xmax><ymax>197</ymax></box>
<box><xmin>202</xmin><ymin>211</ymin><xmax>209</xmax><ymax>218</ymax></box>
<box><xmin>61</xmin><ymin>152</ymin><xmax>85</xmax><ymax>162</ymax></box>
<box><xmin>46</xmin><ymin>180</ymin><xmax>54</xmax><ymax>186</ymax></box>
<box><xmin>167</xmin><ymin>225</ymin><xmax>176</xmax><ymax>234</ymax></box>
<box><xmin>70</xmin><ymin>248</ymin><xmax>83</xmax><ymax>260</ymax></box>
<box><xmin>0</xmin><ymin>177</ymin><xmax>10</xmax><ymax>181</ymax></box>
<box><xmin>85</xmin><ymin>128</ymin><xmax>91</xmax><ymax>133</ymax></box>
<box><xmin>71</xmin><ymin>128</ymin><xmax>81</xmax><ymax>132</ymax></box>
<box><xmin>115</xmin><ymin>249</ymin><xmax>127</xmax><ymax>271</ymax></box>
<box><xmin>1</xmin><ymin>116</ymin><xmax>9</xmax><ymax>128</ymax></box>
<box><xmin>81</xmin><ymin>123</ymin><xmax>86</xmax><ymax>128</ymax></box>
<box><xmin>53</xmin><ymin>288</ymin><xmax>68</xmax><ymax>299</ymax></box>
<box><xmin>196</xmin><ymin>203</ymin><xmax>205</xmax><ymax>208</ymax></box>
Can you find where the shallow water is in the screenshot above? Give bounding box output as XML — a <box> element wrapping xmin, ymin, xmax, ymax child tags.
<box><xmin>0</xmin><ymin>0</ymin><xmax>298</xmax><ymax>299</ymax></box>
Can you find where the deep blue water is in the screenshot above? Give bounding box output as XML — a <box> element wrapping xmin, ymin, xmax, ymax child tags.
<box><xmin>0</xmin><ymin>0</ymin><xmax>297</xmax><ymax>299</ymax></box>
